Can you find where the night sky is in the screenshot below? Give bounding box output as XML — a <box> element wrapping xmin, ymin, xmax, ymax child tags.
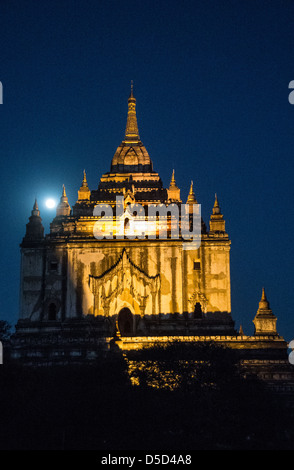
<box><xmin>1</xmin><ymin>0</ymin><xmax>294</xmax><ymax>341</ymax></box>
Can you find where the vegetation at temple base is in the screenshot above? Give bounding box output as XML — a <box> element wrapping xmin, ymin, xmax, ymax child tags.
<box><xmin>0</xmin><ymin>320</ymin><xmax>11</xmax><ymax>343</ymax></box>
<box><xmin>126</xmin><ymin>341</ymin><xmax>243</xmax><ymax>390</ymax></box>
<box><xmin>0</xmin><ymin>342</ymin><xmax>293</xmax><ymax>450</ymax></box>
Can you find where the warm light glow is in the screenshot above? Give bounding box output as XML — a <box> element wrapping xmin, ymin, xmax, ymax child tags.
<box><xmin>45</xmin><ymin>198</ymin><xmax>57</xmax><ymax>209</ymax></box>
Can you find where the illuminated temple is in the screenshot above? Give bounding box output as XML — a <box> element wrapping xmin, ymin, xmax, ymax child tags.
<box><xmin>13</xmin><ymin>86</ymin><xmax>294</xmax><ymax>383</ymax></box>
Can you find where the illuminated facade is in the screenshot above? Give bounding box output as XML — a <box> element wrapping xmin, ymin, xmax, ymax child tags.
<box><xmin>18</xmin><ymin>87</ymin><xmax>233</xmax><ymax>336</ymax></box>
<box><xmin>14</xmin><ymin>87</ymin><xmax>293</xmax><ymax>383</ymax></box>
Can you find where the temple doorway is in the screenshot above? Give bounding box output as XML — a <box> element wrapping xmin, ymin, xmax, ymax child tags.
<box><xmin>117</xmin><ymin>307</ymin><xmax>133</xmax><ymax>336</ymax></box>
<box><xmin>194</xmin><ymin>302</ymin><xmax>203</xmax><ymax>319</ymax></box>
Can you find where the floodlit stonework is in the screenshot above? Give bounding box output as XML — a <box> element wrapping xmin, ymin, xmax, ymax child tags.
<box><xmin>12</xmin><ymin>87</ymin><xmax>294</xmax><ymax>386</ymax></box>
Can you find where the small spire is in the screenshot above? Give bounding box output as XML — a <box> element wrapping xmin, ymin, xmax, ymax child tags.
<box><xmin>167</xmin><ymin>169</ymin><xmax>181</xmax><ymax>202</ymax></box>
<box><xmin>32</xmin><ymin>198</ymin><xmax>40</xmax><ymax>217</ymax></box>
<box><xmin>78</xmin><ymin>170</ymin><xmax>90</xmax><ymax>201</ymax></box>
<box><xmin>33</xmin><ymin>198</ymin><xmax>39</xmax><ymax>211</ymax></box>
<box><xmin>253</xmin><ymin>287</ymin><xmax>277</xmax><ymax>336</ymax></box>
<box><xmin>171</xmin><ymin>169</ymin><xmax>176</xmax><ymax>185</ymax></box>
<box><xmin>60</xmin><ymin>184</ymin><xmax>68</xmax><ymax>203</ymax></box>
<box><xmin>212</xmin><ymin>193</ymin><xmax>221</xmax><ymax>215</ymax></box>
<box><xmin>189</xmin><ymin>181</ymin><xmax>194</xmax><ymax>195</ymax></box>
<box><xmin>82</xmin><ymin>169</ymin><xmax>89</xmax><ymax>187</ymax></box>
<box><xmin>56</xmin><ymin>185</ymin><xmax>71</xmax><ymax>216</ymax></box>
<box><xmin>24</xmin><ymin>199</ymin><xmax>44</xmax><ymax>240</ymax></box>
<box><xmin>209</xmin><ymin>193</ymin><xmax>225</xmax><ymax>233</ymax></box>
<box><xmin>61</xmin><ymin>185</ymin><xmax>68</xmax><ymax>202</ymax></box>
<box><xmin>125</xmin><ymin>82</ymin><xmax>139</xmax><ymax>141</ymax></box>
<box><xmin>130</xmin><ymin>80</ymin><xmax>134</xmax><ymax>98</ymax></box>
<box><xmin>187</xmin><ymin>180</ymin><xmax>197</xmax><ymax>204</ymax></box>
<box><xmin>259</xmin><ymin>287</ymin><xmax>270</xmax><ymax>310</ymax></box>
<box><xmin>239</xmin><ymin>324</ymin><xmax>244</xmax><ymax>336</ymax></box>
<box><xmin>259</xmin><ymin>287</ymin><xmax>269</xmax><ymax>306</ymax></box>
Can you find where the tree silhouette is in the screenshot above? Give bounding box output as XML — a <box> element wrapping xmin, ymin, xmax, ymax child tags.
<box><xmin>0</xmin><ymin>341</ymin><xmax>293</xmax><ymax>450</ymax></box>
<box><xmin>0</xmin><ymin>320</ymin><xmax>11</xmax><ymax>343</ymax></box>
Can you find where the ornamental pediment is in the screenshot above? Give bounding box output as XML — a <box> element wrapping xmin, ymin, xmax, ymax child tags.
<box><xmin>89</xmin><ymin>248</ymin><xmax>160</xmax><ymax>292</ymax></box>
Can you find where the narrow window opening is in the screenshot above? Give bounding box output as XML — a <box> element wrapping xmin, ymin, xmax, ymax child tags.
<box><xmin>48</xmin><ymin>303</ymin><xmax>57</xmax><ymax>321</ymax></box>
<box><xmin>50</xmin><ymin>261</ymin><xmax>58</xmax><ymax>272</ymax></box>
<box><xmin>193</xmin><ymin>261</ymin><xmax>200</xmax><ymax>271</ymax></box>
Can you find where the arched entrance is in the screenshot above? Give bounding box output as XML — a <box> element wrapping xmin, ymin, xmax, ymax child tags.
<box><xmin>194</xmin><ymin>302</ymin><xmax>202</xmax><ymax>319</ymax></box>
<box><xmin>117</xmin><ymin>307</ymin><xmax>133</xmax><ymax>336</ymax></box>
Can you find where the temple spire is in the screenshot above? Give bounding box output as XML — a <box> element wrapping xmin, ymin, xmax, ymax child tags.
<box><xmin>78</xmin><ymin>169</ymin><xmax>90</xmax><ymax>201</ymax></box>
<box><xmin>209</xmin><ymin>193</ymin><xmax>226</xmax><ymax>233</ymax></box>
<box><xmin>213</xmin><ymin>193</ymin><xmax>221</xmax><ymax>215</ymax></box>
<box><xmin>167</xmin><ymin>169</ymin><xmax>181</xmax><ymax>202</ymax></box>
<box><xmin>130</xmin><ymin>80</ymin><xmax>134</xmax><ymax>98</ymax></box>
<box><xmin>170</xmin><ymin>169</ymin><xmax>176</xmax><ymax>187</ymax></box>
<box><xmin>186</xmin><ymin>180</ymin><xmax>197</xmax><ymax>204</ymax></box>
<box><xmin>125</xmin><ymin>82</ymin><xmax>140</xmax><ymax>142</ymax></box>
<box><xmin>32</xmin><ymin>198</ymin><xmax>40</xmax><ymax>216</ymax></box>
<box><xmin>259</xmin><ymin>287</ymin><xmax>270</xmax><ymax>309</ymax></box>
<box><xmin>111</xmin><ymin>86</ymin><xmax>154</xmax><ymax>173</ymax></box>
<box><xmin>253</xmin><ymin>288</ymin><xmax>277</xmax><ymax>336</ymax></box>
<box><xmin>56</xmin><ymin>185</ymin><xmax>71</xmax><ymax>216</ymax></box>
<box><xmin>24</xmin><ymin>199</ymin><xmax>44</xmax><ymax>241</ymax></box>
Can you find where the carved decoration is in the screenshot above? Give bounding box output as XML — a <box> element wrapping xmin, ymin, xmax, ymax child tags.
<box><xmin>188</xmin><ymin>291</ymin><xmax>208</xmax><ymax>313</ymax></box>
<box><xmin>89</xmin><ymin>249</ymin><xmax>160</xmax><ymax>317</ymax></box>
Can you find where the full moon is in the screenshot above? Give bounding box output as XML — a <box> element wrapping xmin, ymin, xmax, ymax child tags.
<box><xmin>45</xmin><ymin>198</ymin><xmax>56</xmax><ymax>209</ymax></box>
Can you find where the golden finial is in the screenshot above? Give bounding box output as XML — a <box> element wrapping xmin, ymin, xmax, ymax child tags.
<box><xmin>187</xmin><ymin>180</ymin><xmax>197</xmax><ymax>204</ymax></box>
<box><xmin>57</xmin><ymin>184</ymin><xmax>71</xmax><ymax>216</ymax></box>
<box><xmin>259</xmin><ymin>287</ymin><xmax>270</xmax><ymax>309</ymax></box>
<box><xmin>167</xmin><ymin>169</ymin><xmax>181</xmax><ymax>202</ymax></box>
<box><xmin>171</xmin><ymin>169</ymin><xmax>176</xmax><ymax>186</ymax></box>
<box><xmin>125</xmin><ymin>81</ymin><xmax>139</xmax><ymax>141</ymax></box>
<box><xmin>212</xmin><ymin>193</ymin><xmax>221</xmax><ymax>215</ymax></box>
<box><xmin>82</xmin><ymin>169</ymin><xmax>88</xmax><ymax>187</ymax></box>
<box><xmin>189</xmin><ymin>180</ymin><xmax>194</xmax><ymax>195</ymax></box>
<box><xmin>78</xmin><ymin>170</ymin><xmax>90</xmax><ymax>201</ymax></box>
<box><xmin>130</xmin><ymin>80</ymin><xmax>134</xmax><ymax>97</ymax></box>
<box><xmin>32</xmin><ymin>198</ymin><xmax>40</xmax><ymax>217</ymax></box>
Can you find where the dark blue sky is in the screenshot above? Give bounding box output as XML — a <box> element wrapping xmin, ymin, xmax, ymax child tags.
<box><xmin>1</xmin><ymin>0</ymin><xmax>294</xmax><ymax>340</ymax></box>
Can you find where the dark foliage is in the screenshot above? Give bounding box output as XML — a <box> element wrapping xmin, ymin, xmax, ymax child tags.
<box><xmin>0</xmin><ymin>343</ymin><xmax>293</xmax><ymax>450</ymax></box>
<box><xmin>126</xmin><ymin>341</ymin><xmax>242</xmax><ymax>391</ymax></box>
<box><xmin>0</xmin><ymin>320</ymin><xmax>11</xmax><ymax>343</ymax></box>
